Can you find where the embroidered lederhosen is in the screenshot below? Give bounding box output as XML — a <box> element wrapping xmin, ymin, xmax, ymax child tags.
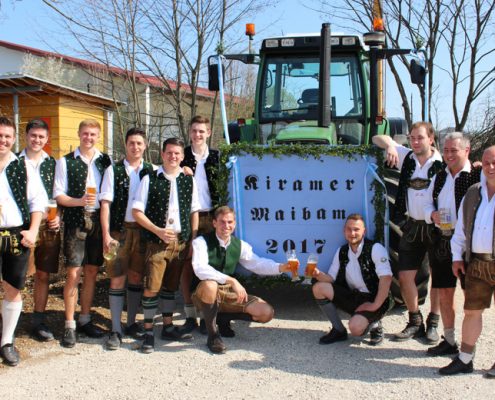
<box><xmin>63</xmin><ymin>151</ymin><xmax>111</xmax><ymax>229</ymax></box>
<box><xmin>394</xmin><ymin>150</ymin><xmax>444</xmax><ymax>224</ymax></box>
<box><xmin>143</xmin><ymin>171</ymin><xmax>194</xmax><ymax>244</ymax></box>
<box><xmin>110</xmin><ymin>160</ymin><xmax>154</xmax><ymax>232</ymax></box>
<box><xmin>181</xmin><ymin>146</ymin><xmax>220</xmax><ymax>207</ymax></box>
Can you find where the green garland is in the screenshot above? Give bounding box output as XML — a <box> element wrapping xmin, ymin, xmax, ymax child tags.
<box><xmin>217</xmin><ymin>143</ymin><xmax>386</xmax><ymax>244</ymax></box>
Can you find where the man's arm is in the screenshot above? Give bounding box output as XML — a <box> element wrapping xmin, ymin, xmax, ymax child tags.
<box><xmin>372</xmin><ymin>135</ymin><xmax>400</xmax><ymax>169</ymax></box>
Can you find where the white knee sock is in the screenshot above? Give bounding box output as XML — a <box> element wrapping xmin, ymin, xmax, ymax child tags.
<box><xmin>1</xmin><ymin>300</ymin><xmax>23</xmax><ymax>346</ymax></box>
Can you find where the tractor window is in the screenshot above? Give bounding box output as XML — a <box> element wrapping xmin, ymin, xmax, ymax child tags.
<box><xmin>260</xmin><ymin>55</ymin><xmax>364</xmax><ymax>122</ymax></box>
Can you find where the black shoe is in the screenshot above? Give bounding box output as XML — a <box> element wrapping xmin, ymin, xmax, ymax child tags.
<box><xmin>393</xmin><ymin>322</ymin><xmax>425</xmax><ymax>341</ymax></box>
<box><xmin>125</xmin><ymin>322</ymin><xmax>145</xmax><ymax>339</ymax></box>
<box><xmin>484</xmin><ymin>362</ymin><xmax>495</xmax><ymax>379</ymax></box>
<box><xmin>218</xmin><ymin>320</ymin><xmax>235</xmax><ymax>338</ymax></box>
<box><xmin>61</xmin><ymin>328</ymin><xmax>77</xmax><ymax>348</ymax></box>
<box><xmin>319</xmin><ymin>328</ymin><xmax>348</xmax><ymax>344</ymax></box>
<box><xmin>161</xmin><ymin>324</ymin><xmax>193</xmax><ymax>341</ymax></box>
<box><xmin>439</xmin><ymin>356</ymin><xmax>473</xmax><ymax>375</ymax></box>
<box><xmin>199</xmin><ymin>319</ymin><xmax>207</xmax><ymax>335</ymax></box>
<box><xmin>141</xmin><ymin>334</ymin><xmax>154</xmax><ymax>354</ymax></box>
<box><xmin>77</xmin><ymin>321</ymin><xmax>106</xmax><ymax>338</ymax></box>
<box><xmin>179</xmin><ymin>318</ymin><xmax>198</xmax><ymax>334</ymax></box>
<box><xmin>427</xmin><ymin>338</ymin><xmax>459</xmax><ymax>356</ymax></box>
<box><xmin>425</xmin><ymin>312</ymin><xmax>440</xmax><ymax>343</ymax></box>
<box><xmin>106</xmin><ymin>332</ymin><xmax>122</xmax><ymax>350</ymax></box>
<box><xmin>207</xmin><ymin>334</ymin><xmax>226</xmax><ymax>354</ymax></box>
<box><xmin>369</xmin><ymin>322</ymin><xmax>384</xmax><ymax>346</ymax></box>
<box><xmin>0</xmin><ymin>343</ymin><xmax>19</xmax><ymax>366</ymax></box>
<box><xmin>31</xmin><ymin>322</ymin><xmax>55</xmax><ymax>342</ymax></box>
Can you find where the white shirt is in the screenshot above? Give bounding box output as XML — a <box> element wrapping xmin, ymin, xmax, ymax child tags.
<box><xmin>424</xmin><ymin>162</ymin><xmax>472</xmax><ymax>226</ymax></box>
<box><xmin>99</xmin><ymin>160</ymin><xmax>157</xmax><ymax>223</ymax></box>
<box><xmin>0</xmin><ymin>152</ymin><xmax>47</xmax><ymax>228</ymax></box>
<box><xmin>19</xmin><ymin>149</ymin><xmax>50</xmax><ymax>175</ymax></box>
<box><xmin>192</xmin><ymin>146</ymin><xmax>212</xmax><ymax>212</ymax></box>
<box><xmin>451</xmin><ymin>177</ymin><xmax>495</xmax><ymax>261</ymax></box>
<box><xmin>53</xmin><ymin>147</ymin><xmax>107</xmax><ymax>209</ymax></box>
<box><xmin>395</xmin><ymin>142</ymin><xmax>443</xmax><ymax>220</ymax></box>
<box><xmin>132</xmin><ymin>167</ymin><xmax>200</xmax><ymax>233</ymax></box>
<box><xmin>192</xmin><ymin>234</ymin><xmax>281</xmax><ymax>283</ymax></box>
<box><xmin>328</xmin><ymin>241</ymin><xmax>392</xmax><ymax>294</ymax></box>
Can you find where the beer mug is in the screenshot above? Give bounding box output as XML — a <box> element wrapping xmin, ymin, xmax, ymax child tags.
<box><xmin>286</xmin><ymin>249</ymin><xmax>300</xmax><ymax>282</ymax></box>
<box><xmin>85</xmin><ymin>186</ymin><xmax>97</xmax><ymax>212</ymax></box>
<box><xmin>103</xmin><ymin>240</ymin><xmax>120</xmax><ymax>261</ymax></box>
<box><xmin>439</xmin><ymin>208</ymin><xmax>453</xmax><ymax>235</ymax></box>
<box><xmin>303</xmin><ymin>253</ymin><xmax>318</xmax><ymax>284</ymax></box>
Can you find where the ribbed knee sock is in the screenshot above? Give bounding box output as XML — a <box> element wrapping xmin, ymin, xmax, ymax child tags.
<box><xmin>1</xmin><ymin>300</ymin><xmax>22</xmax><ymax>346</ymax></box>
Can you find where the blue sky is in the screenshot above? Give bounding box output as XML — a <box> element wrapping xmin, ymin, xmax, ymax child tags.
<box><xmin>0</xmin><ymin>0</ymin><xmax>482</xmax><ymax>130</ymax></box>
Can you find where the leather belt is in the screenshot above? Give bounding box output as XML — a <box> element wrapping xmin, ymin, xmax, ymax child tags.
<box><xmin>472</xmin><ymin>253</ymin><xmax>495</xmax><ymax>262</ymax></box>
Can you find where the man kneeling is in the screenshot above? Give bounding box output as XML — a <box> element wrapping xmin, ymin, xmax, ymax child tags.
<box><xmin>191</xmin><ymin>206</ymin><xmax>290</xmax><ymax>354</ymax></box>
<box><xmin>312</xmin><ymin>214</ymin><xmax>393</xmax><ymax>345</ymax></box>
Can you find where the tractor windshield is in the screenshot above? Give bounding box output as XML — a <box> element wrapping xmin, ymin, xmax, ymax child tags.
<box><xmin>259</xmin><ymin>54</ymin><xmax>364</xmax><ymax>123</ymax></box>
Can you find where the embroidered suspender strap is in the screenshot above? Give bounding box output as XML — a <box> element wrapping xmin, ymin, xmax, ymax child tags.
<box><xmin>6</xmin><ymin>159</ymin><xmax>30</xmax><ymax>224</ymax></box>
<box><xmin>39</xmin><ymin>157</ymin><xmax>56</xmax><ymax>199</ymax></box>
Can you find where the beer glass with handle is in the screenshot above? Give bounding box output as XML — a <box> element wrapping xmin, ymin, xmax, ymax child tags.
<box><xmin>286</xmin><ymin>249</ymin><xmax>300</xmax><ymax>282</ymax></box>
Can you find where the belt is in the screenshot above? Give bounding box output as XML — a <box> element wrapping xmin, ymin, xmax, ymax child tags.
<box><xmin>408</xmin><ymin>178</ymin><xmax>430</xmax><ymax>190</ymax></box>
<box><xmin>407</xmin><ymin>217</ymin><xmax>427</xmax><ymax>225</ymax></box>
<box><xmin>0</xmin><ymin>225</ymin><xmax>24</xmax><ymax>235</ymax></box>
<box><xmin>472</xmin><ymin>253</ymin><xmax>495</xmax><ymax>262</ymax></box>
<box><xmin>199</xmin><ymin>211</ymin><xmax>212</xmax><ymax>217</ymax></box>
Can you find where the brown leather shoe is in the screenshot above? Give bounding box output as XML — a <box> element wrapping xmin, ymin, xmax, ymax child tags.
<box><xmin>207</xmin><ymin>334</ymin><xmax>226</xmax><ymax>354</ymax></box>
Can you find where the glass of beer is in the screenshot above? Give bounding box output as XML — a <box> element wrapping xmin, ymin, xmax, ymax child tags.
<box><xmin>47</xmin><ymin>199</ymin><xmax>57</xmax><ymax>221</ymax></box>
<box><xmin>85</xmin><ymin>185</ymin><xmax>97</xmax><ymax>212</ymax></box>
<box><xmin>103</xmin><ymin>239</ymin><xmax>120</xmax><ymax>262</ymax></box>
<box><xmin>286</xmin><ymin>249</ymin><xmax>300</xmax><ymax>282</ymax></box>
<box><xmin>303</xmin><ymin>253</ymin><xmax>318</xmax><ymax>284</ymax></box>
<box><xmin>439</xmin><ymin>208</ymin><xmax>453</xmax><ymax>235</ymax></box>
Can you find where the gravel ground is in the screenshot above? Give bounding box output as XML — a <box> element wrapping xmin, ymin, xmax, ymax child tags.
<box><xmin>1</xmin><ymin>283</ymin><xmax>494</xmax><ymax>399</ymax></box>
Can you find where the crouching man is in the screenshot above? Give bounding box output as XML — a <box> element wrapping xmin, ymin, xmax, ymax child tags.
<box><xmin>191</xmin><ymin>206</ymin><xmax>291</xmax><ymax>354</ymax></box>
<box><xmin>312</xmin><ymin>214</ymin><xmax>393</xmax><ymax>345</ymax></box>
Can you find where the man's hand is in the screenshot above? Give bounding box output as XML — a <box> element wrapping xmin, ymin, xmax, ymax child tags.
<box><xmin>183</xmin><ymin>166</ymin><xmax>194</xmax><ymax>176</ymax></box>
<box><xmin>230</xmin><ymin>279</ymin><xmax>247</xmax><ymax>303</ymax></box>
<box><xmin>20</xmin><ymin>228</ymin><xmax>38</xmax><ymax>248</ymax></box>
<box><xmin>47</xmin><ymin>215</ymin><xmax>60</xmax><ymax>231</ymax></box>
<box><xmin>81</xmin><ymin>193</ymin><xmax>96</xmax><ymax>208</ymax></box>
<box><xmin>385</xmin><ymin>145</ymin><xmax>399</xmax><ymax>168</ymax></box>
<box><xmin>278</xmin><ymin>263</ymin><xmax>291</xmax><ymax>273</ymax></box>
<box><xmin>103</xmin><ymin>233</ymin><xmax>115</xmax><ymax>254</ymax></box>
<box><xmin>452</xmin><ymin>261</ymin><xmax>465</xmax><ymax>278</ymax></box>
<box><xmin>431</xmin><ymin>211</ymin><xmax>441</xmax><ymax>225</ymax></box>
<box><xmin>154</xmin><ymin>228</ymin><xmax>178</xmax><ymax>244</ymax></box>
<box><xmin>312</xmin><ymin>268</ymin><xmax>332</xmax><ymax>283</ymax></box>
<box><xmin>355</xmin><ymin>302</ymin><xmax>378</xmax><ymax>313</ymax></box>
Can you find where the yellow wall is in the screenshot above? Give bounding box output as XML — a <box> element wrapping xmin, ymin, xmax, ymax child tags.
<box><xmin>0</xmin><ymin>94</ymin><xmax>107</xmax><ymax>159</ymax></box>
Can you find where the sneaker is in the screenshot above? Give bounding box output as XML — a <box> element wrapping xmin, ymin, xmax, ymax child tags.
<box><xmin>62</xmin><ymin>328</ymin><xmax>77</xmax><ymax>348</ymax></box>
<box><xmin>77</xmin><ymin>321</ymin><xmax>106</xmax><ymax>338</ymax></box>
<box><xmin>0</xmin><ymin>343</ymin><xmax>19</xmax><ymax>367</ymax></box>
<box><xmin>439</xmin><ymin>356</ymin><xmax>473</xmax><ymax>375</ymax></box>
<box><xmin>161</xmin><ymin>324</ymin><xmax>193</xmax><ymax>341</ymax></box>
<box><xmin>427</xmin><ymin>338</ymin><xmax>459</xmax><ymax>357</ymax></box>
<box><xmin>484</xmin><ymin>362</ymin><xmax>495</xmax><ymax>379</ymax></box>
<box><xmin>218</xmin><ymin>320</ymin><xmax>235</xmax><ymax>338</ymax></box>
<box><xmin>369</xmin><ymin>322</ymin><xmax>384</xmax><ymax>346</ymax></box>
<box><xmin>31</xmin><ymin>322</ymin><xmax>55</xmax><ymax>342</ymax></box>
<box><xmin>207</xmin><ymin>334</ymin><xmax>226</xmax><ymax>354</ymax></box>
<box><xmin>199</xmin><ymin>319</ymin><xmax>207</xmax><ymax>335</ymax></box>
<box><xmin>393</xmin><ymin>322</ymin><xmax>425</xmax><ymax>341</ymax></box>
<box><xmin>125</xmin><ymin>322</ymin><xmax>145</xmax><ymax>339</ymax></box>
<box><xmin>141</xmin><ymin>334</ymin><xmax>154</xmax><ymax>354</ymax></box>
<box><xmin>105</xmin><ymin>332</ymin><xmax>122</xmax><ymax>350</ymax></box>
<box><xmin>179</xmin><ymin>318</ymin><xmax>198</xmax><ymax>334</ymax></box>
<box><xmin>319</xmin><ymin>328</ymin><xmax>348</xmax><ymax>344</ymax></box>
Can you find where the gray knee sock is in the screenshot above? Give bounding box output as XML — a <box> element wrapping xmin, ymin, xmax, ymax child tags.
<box><xmin>142</xmin><ymin>296</ymin><xmax>159</xmax><ymax>334</ymax></box>
<box><xmin>316</xmin><ymin>299</ymin><xmax>345</xmax><ymax>332</ymax></box>
<box><xmin>126</xmin><ymin>284</ymin><xmax>143</xmax><ymax>325</ymax></box>
<box><xmin>109</xmin><ymin>288</ymin><xmax>125</xmax><ymax>334</ymax></box>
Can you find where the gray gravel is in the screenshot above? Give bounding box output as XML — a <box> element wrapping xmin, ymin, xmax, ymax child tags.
<box><xmin>1</xmin><ymin>284</ymin><xmax>494</xmax><ymax>399</ymax></box>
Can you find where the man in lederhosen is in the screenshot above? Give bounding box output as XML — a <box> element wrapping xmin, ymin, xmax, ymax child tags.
<box><xmin>54</xmin><ymin>119</ymin><xmax>111</xmax><ymax>348</ymax></box>
<box><xmin>0</xmin><ymin>116</ymin><xmax>45</xmax><ymax>366</ymax></box>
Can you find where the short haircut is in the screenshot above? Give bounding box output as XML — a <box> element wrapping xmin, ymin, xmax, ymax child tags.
<box><xmin>189</xmin><ymin>115</ymin><xmax>210</xmax><ymax>128</ymax></box>
<box><xmin>26</xmin><ymin>119</ymin><xmax>49</xmax><ymax>134</ymax></box>
<box><xmin>162</xmin><ymin>137</ymin><xmax>185</xmax><ymax>152</ymax></box>
<box><xmin>444</xmin><ymin>131</ymin><xmax>470</xmax><ymax>149</ymax></box>
<box><xmin>214</xmin><ymin>206</ymin><xmax>235</xmax><ymax>220</ymax></box>
<box><xmin>345</xmin><ymin>213</ymin><xmax>365</xmax><ymax>225</ymax></box>
<box><xmin>125</xmin><ymin>127</ymin><xmax>146</xmax><ymax>144</ymax></box>
<box><xmin>78</xmin><ymin>119</ymin><xmax>101</xmax><ymax>131</ymax></box>
<box><xmin>410</xmin><ymin>121</ymin><xmax>435</xmax><ymax>140</ymax></box>
<box><xmin>0</xmin><ymin>116</ymin><xmax>16</xmax><ymax>130</ymax></box>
